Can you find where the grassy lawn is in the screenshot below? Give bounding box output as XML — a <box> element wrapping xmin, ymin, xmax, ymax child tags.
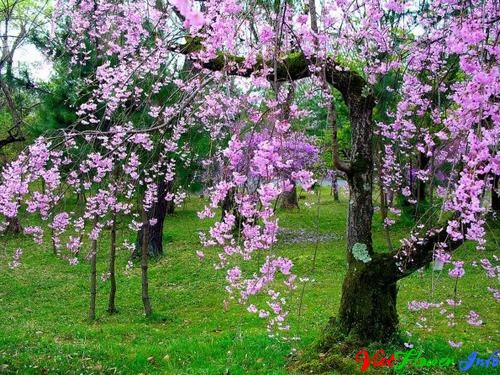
<box><xmin>0</xmin><ymin>188</ymin><xmax>498</xmax><ymax>374</ymax></box>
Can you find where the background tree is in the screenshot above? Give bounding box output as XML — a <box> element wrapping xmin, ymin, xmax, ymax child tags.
<box><xmin>1</xmin><ymin>0</ymin><xmax>50</xmax><ymax>233</ymax></box>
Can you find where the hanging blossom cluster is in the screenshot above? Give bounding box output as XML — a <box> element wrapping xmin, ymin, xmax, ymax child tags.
<box><xmin>448</xmin><ymin>261</ymin><xmax>465</xmax><ymax>279</ymax></box>
<box><xmin>198</xmin><ymin>99</ymin><xmax>318</xmax><ymax>334</ymax></box>
<box><xmin>374</xmin><ymin>6</ymin><xmax>498</xmax><ymax>200</ymax></box>
<box><xmin>366</xmin><ymin>0</ymin><xmax>499</xmax><ymax>275</ymax></box>
<box><xmin>0</xmin><ymin>124</ymin><xmax>184</xmax><ymax>266</ymax></box>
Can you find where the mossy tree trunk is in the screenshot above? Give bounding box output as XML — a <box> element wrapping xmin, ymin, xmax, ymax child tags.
<box><xmin>331</xmin><ymin>95</ymin><xmax>400</xmax><ymax>344</ymax></box>
<box><xmin>319</xmin><ymin>80</ymin><xmax>467</xmax><ymax>345</ymax></box>
<box><xmin>335</xmin><ymin>258</ymin><xmax>399</xmax><ymax>343</ymax></box>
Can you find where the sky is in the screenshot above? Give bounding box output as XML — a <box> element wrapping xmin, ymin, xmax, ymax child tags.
<box><xmin>15</xmin><ymin>43</ymin><xmax>53</xmax><ymax>82</ymax></box>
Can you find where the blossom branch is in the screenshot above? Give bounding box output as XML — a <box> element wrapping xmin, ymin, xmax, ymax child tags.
<box><xmin>388</xmin><ymin>224</ymin><xmax>468</xmax><ymax>282</ymax></box>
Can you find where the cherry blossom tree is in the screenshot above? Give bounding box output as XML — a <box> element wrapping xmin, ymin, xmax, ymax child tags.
<box><xmin>0</xmin><ymin>0</ymin><xmax>498</xmax><ymax>350</ymax></box>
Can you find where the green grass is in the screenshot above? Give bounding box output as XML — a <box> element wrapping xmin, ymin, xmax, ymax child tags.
<box><xmin>0</xmin><ymin>188</ymin><xmax>498</xmax><ymax>374</ymax></box>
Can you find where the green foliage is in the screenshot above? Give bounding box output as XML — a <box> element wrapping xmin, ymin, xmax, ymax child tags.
<box><xmin>293</xmin><ymin>82</ymin><xmax>351</xmax><ymax>170</ymax></box>
<box><xmin>30</xmin><ymin>77</ymin><xmax>78</xmax><ymax>136</ymax></box>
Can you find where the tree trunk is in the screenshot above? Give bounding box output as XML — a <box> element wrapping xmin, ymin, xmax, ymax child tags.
<box><xmin>331</xmin><ymin>171</ymin><xmax>339</xmax><ymax>202</ymax></box>
<box><xmin>281</xmin><ymin>183</ymin><xmax>299</xmax><ymax>209</ymax></box>
<box><xmin>413</xmin><ymin>152</ymin><xmax>430</xmax><ymax>218</ymax></box>
<box><xmin>320</xmin><ymin>94</ymin><xmax>466</xmax><ymax>346</ymax></box>
<box><xmin>318</xmin><ymin>91</ymin><xmax>401</xmax><ymax>345</ymax></box>
<box><xmin>336</xmin><ymin>104</ymin><xmax>397</xmax><ymax>343</ymax></box>
<box><xmin>134</xmin><ymin>179</ymin><xmax>174</xmax><ymax>258</ymax></box>
<box><xmin>492</xmin><ymin>174</ymin><xmax>499</xmax><ymax>212</ymax></box>
<box><xmin>107</xmin><ymin>213</ymin><xmax>117</xmax><ymax>314</ymax></box>
<box><xmin>221</xmin><ymin>187</ymin><xmax>246</xmax><ymax>232</ymax></box>
<box><xmin>335</xmin><ymin>258</ymin><xmax>398</xmax><ymax>344</ymax></box>
<box><xmin>5</xmin><ymin>216</ymin><xmax>22</xmax><ymax>235</ymax></box>
<box><xmin>141</xmin><ymin>206</ymin><xmax>153</xmax><ymax>317</ymax></box>
<box><xmin>133</xmin><ymin>53</ymin><xmax>197</xmax><ymax>259</ymax></box>
<box><xmin>89</xmin><ymin>221</ymin><xmax>98</xmax><ymax>321</ymax></box>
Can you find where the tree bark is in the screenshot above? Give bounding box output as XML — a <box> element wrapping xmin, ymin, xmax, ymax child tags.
<box><xmin>134</xmin><ymin>179</ymin><xmax>174</xmax><ymax>258</ymax></box>
<box><xmin>332</xmin><ymin>97</ymin><xmax>395</xmax><ymax>343</ymax></box>
<box><xmin>133</xmin><ymin>50</ymin><xmax>195</xmax><ymax>259</ymax></box>
<box><xmin>89</xmin><ymin>220</ymin><xmax>98</xmax><ymax>321</ymax></box>
<box><xmin>5</xmin><ymin>216</ymin><xmax>22</xmax><ymax>235</ymax></box>
<box><xmin>140</xmin><ymin>206</ymin><xmax>153</xmax><ymax>317</ymax></box>
<box><xmin>221</xmin><ymin>187</ymin><xmax>245</xmax><ymax>232</ymax></box>
<box><xmin>331</xmin><ymin>171</ymin><xmax>339</xmax><ymax>202</ymax></box>
<box><xmin>413</xmin><ymin>152</ymin><xmax>430</xmax><ymax>217</ymax></box>
<box><xmin>492</xmin><ymin>174</ymin><xmax>499</xmax><ymax>212</ymax></box>
<box><xmin>416</xmin><ymin>152</ymin><xmax>429</xmax><ymax>202</ymax></box>
<box><xmin>281</xmin><ymin>183</ymin><xmax>299</xmax><ymax>209</ymax></box>
<box><xmin>107</xmin><ymin>213</ymin><xmax>117</xmax><ymax>314</ymax></box>
<box><xmin>333</xmin><ymin>257</ymin><xmax>399</xmax><ymax>344</ymax></box>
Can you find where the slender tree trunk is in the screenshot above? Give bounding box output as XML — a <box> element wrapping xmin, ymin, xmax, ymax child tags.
<box><xmin>414</xmin><ymin>152</ymin><xmax>430</xmax><ymax>218</ymax></box>
<box><xmin>107</xmin><ymin>213</ymin><xmax>117</xmax><ymax>314</ymax></box>
<box><xmin>492</xmin><ymin>174</ymin><xmax>500</xmax><ymax>212</ymax></box>
<box><xmin>140</xmin><ymin>206</ymin><xmax>153</xmax><ymax>317</ymax></box>
<box><xmin>221</xmin><ymin>187</ymin><xmax>246</xmax><ymax>232</ymax></box>
<box><xmin>133</xmin><ymin>45</ymin><xmax>196</xmax><ymax>259</ymax></box>
<box><xmin>416</xmin><ymin>152</ymin><xmax>429</xmax><ymax>203</ymax></box>
<box><xmin>134</xmin><ymin>179</ymin><xmax>174</xmax><ymax>258</ymax></box>
<box><xmin>331</xmin><ymin>171</ymin><xmax>339</xmax><ymax>202</ymax></box>
<box><xmin>221</xmin><ymin>187</ymin><xmax>235</xmax><ymax>219</ymax></box>
<box><xmin>89</xmin><ymin>220</ymin><xmax>98</xmax><ymax>321</ymax></box>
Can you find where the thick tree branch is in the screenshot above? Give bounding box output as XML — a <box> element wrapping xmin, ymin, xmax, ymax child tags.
<box><xmin>178</xmin><ymin>39</ymin><xmax>372</xmax><ymax>110</ymax></box>
<box><xmin>379</xmin><ymin>225</ymin><xmax>467</xmax><ymax>282</ymax></box>
<box><xmin>0</xmin><ymin>79</ymin><xmax>25</xmax><ymax>149</ymax></box>
<box><xmin>0</xmin><ymin>133</ymin><xmax>25</xmax><ymax>149</ymax></box>
<box><xmin>177</xmin><ymin>38</ymin><xmax>373</xmax><ymax>175</ymax></box>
